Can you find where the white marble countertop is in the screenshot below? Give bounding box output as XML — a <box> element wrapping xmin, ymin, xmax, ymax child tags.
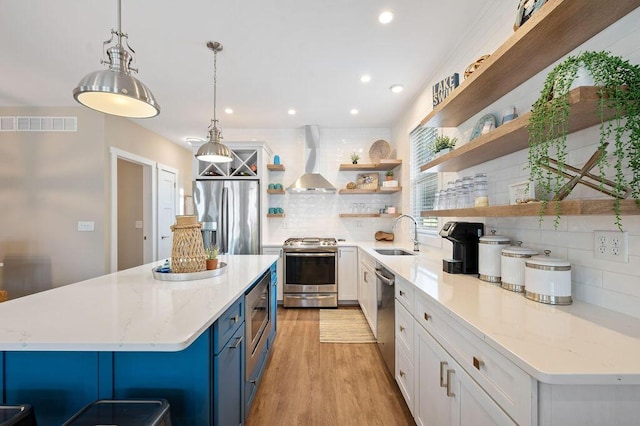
<box><xmin>0</xmin><ymin>255</ymin><xmax>277</xmax><ymax>352</ymax></box>
<box><xmin>353</xmin><ymin>240</ymin><xmax>640</xmax><ymax>386</ymax></box>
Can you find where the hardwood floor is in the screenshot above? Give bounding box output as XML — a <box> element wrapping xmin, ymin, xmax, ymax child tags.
<box><xmin>246</xmin><ymin>307</ymin><xmax>415</xmax><ymax>426</ymax></box>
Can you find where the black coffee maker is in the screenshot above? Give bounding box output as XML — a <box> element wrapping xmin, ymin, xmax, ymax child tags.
<box><xmin>439</xmin><ymin>221</ymin><xmax>484</xmax><ymax>274</ymax></box>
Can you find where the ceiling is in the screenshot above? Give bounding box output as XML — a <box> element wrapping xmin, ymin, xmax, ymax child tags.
<box><xmin>1</xmin><ymin>0</ymin><xmax>490</xmax><ymax>147</ymax></box>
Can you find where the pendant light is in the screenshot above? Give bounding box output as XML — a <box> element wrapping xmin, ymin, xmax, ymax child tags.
<box><xmin>195</xmin><ymin>41</ymin><xmax>233</xmax><ymax>163</ymax></box>
<box><xmin>72</xmin><ymin>0</ymin><xmax>160</xmax><ymax>118</ymax></box>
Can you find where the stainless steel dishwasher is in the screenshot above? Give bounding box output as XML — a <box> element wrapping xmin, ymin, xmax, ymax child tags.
<box><xmin>375</xmin><ymin>264</ymin><xmax>395</xmax><ymax>375</ymax></box>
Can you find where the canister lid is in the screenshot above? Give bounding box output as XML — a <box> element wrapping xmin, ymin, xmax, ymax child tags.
<box><xmin>525</xmin><ymin>250</ymin><xmax>571</xmax><ymax>270</ymax></box>
<box><xmin>502</xmin><ymin>241</ymin><xmax>538</xmax><ymax>257</ymax></box>
<box><xmin>479</xmin><ymin>229</ymin><xmax>510</xmax><ymax>244</ymax></box>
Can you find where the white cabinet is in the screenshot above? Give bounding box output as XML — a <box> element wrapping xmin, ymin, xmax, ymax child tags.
<box><xmin>338</xmin><ymin>246</ymin><xmax>358</xmax><ymax>303</ymax></box>
<box><xmin>415</xmin><ymin>324</ymin><xmax>516</xmax><ymax>426</ymax></box>
<box><xmin>261</xmin><ymin>246</ymin><xmax>283</xmax><ymax>302</ymax></box>
<box><xmin>358</xmin><ymin>249</ymin><xmax>377</xmax><ymax>338</ymax></box>
<box><xmin>395</xmin><ymin>301</ymin><xmax>415</xmax><ymax>415</ymax></box>
<box><xmin>193</xmin><ymin>141</ymin><xmax>272</xmax><ymax>180</ymax></box>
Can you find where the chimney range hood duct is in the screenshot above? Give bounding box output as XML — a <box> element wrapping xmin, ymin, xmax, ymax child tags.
<box><xmin>288</xmin><ymin>125</ymin><xmax>337</xmax><ymax>193</ymax></box>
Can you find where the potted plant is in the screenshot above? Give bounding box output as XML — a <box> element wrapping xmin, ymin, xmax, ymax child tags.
<box><xmin>350</xmin><ymin>152</ymin><xmax>360</xmax><ymax>164</ymax></box>
<box><xmin>433</xmin><ymin>135</ymin><xmax>457</xmax><ymax>157</ymax></box>
<box><xmin>385</xmin><ymin>170</ymin><xmax>394</xmax><ymax>181</ymax></box>
<box><xmin>527</xmin><ymin>50</ymin><xmax>640</xmax><ymax>230</ymax></box>
<box><xmin>205</xmin><ymin>246</ymin><xmax>219</xmax><ymax>270</ymax></box>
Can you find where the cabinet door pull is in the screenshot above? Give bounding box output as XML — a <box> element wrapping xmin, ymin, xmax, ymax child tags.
<box><xmin>424</xmin><ymin>312</ymin><xmax>430</xmax><ymax>321</ymax></box>
<box><xmin>439</xmin><ymin>361</ymin><xmax>448</xmax><ymax>387</ymax></box>
<box><xmin>230</xmin><ymin>314</ymin><xmax>239</xmax><ymax>324</ymax></box>
<box><xmin>229</xmin><ymin>336</ymin><xmax>243</xmax><ymax>349</ymax></box>
<box><xmin>473</xmin><ymin>356</ymin><xmax>484</xmax><ymax>370</ymax></box>
<box><xmin>399</xmin><ymin>325</ymin><xmax>405</xmax><ymax>332</ymax></box>
<box><xmin>399</xmin><ymin>290</ymin><xmax>405</xmax><ymax>296</ymax></box>
<box><xmin>446</xmin><ymin>369</ymin><xmax>456</xmax><ymax>397</ymax></box>
<box><xmin>399</xmin><ymin>370</ymin><xmax>406</xmax><ymax>377</ymax></box>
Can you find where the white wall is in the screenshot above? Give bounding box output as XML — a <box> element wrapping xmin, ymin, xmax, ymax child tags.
<box><xmin>392</xmin><ymin>4</ymin><xmax>640</xmax><ymax>318</ymax></box>
<box><xmin>223</xmin><ymin>127</ymin><xmax>398</xmax><ymax>243</ymax></box>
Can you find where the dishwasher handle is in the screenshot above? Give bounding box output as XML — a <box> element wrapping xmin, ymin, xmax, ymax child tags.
<box><xmin>375</xmin><ymin>269</ymin><xmax>395</xmax><ymax>286</ymax></box>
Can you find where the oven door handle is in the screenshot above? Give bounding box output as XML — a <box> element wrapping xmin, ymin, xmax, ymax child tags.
<box><xmin>375</xmin><ymin>269</ymin><xmax>395</xmax><ymax>286</ymax></box>
<box><xmin>284</xmin><ymin>252</ymin><xmax>336</xmax><ymax>257</ymax></box>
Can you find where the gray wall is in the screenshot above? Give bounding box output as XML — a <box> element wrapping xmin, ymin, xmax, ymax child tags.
<box><xmin>0</xmin><ymin>106</ymin><xmax>193</xmax><ymax>299</ymax></box>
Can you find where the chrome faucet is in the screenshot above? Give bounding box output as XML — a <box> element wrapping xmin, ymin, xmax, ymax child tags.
<box><xmin>392</xmin><ymin>214</ymin><xmax>420</xmax><ymax>252</ymax></box>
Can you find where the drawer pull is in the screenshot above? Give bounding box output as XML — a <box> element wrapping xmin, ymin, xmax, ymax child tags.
<box><xmin>231</xmin><ymin>315</ymin><xmax>239</xmax><ymax>324</ymax></box>
<box><xmin>229</xmin><ymin>336</ymin><xmax>243</xmax><ymax>349</ymax></box>
<box><xmin>399</xmin><ymin>290</ymin><xmax>405</xmax><ymax>296</ymax></box>
<box><xmin>399</xmin><ymin>325</ymin><xmax>405</xmax><ymax>332</ymax></box>
<box><xmin>439</xmin><ymin>361</ymin><xmax>448</xmax><ymax>387</ymax></box>
<box><xmin>424</xmin><ymin>312</ymin><xmax>430</xmax><ymax>321</ymax></box>
<box><xmin>399</xmin><ymin>370</ymin><xmax>406</xmax><ymax>377</ymax></box>
<box><xmin>250</xmin><ymin>379</ymin><xmax>257</xmax><ymax>385</ymax></box>
<box><xmin>446</xmin><ymin>369</ymin><xmax>456</xmax><ymax>397</ymax></box>
<box><xmin>473</xmin><ymin>356</ymin><xmax>484</xmax><ymax>370</ymax></box>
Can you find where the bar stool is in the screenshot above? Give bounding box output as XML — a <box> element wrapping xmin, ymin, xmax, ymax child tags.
<box><xmin>0</xmin><ymin>404</ymin><xmax>37</xmax><ymax>426</ymax></box>
<box><xmin>62</xmin><ymin>399</ymin><xmax>171</xmax><ymax>426</ymax></box>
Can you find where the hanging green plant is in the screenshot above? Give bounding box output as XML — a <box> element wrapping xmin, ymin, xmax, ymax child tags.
<box><xmin>527</xmin><ymin>50</ymin><xmax>640</xmax><ymax>230</ymax></box>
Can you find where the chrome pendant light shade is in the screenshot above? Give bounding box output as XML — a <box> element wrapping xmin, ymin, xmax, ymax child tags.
<box><xmin>195</xmin><ymin>41</ymin><xmax>233</xmax><ymax>163</ymax></box>
<box><xmin>73</xmin><ymin>0</ymin><xmax>160</xmax><ymax>118</ymax></box>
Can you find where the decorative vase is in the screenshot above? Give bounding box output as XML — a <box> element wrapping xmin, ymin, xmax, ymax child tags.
<box><xmin>386</xmin><ymin>175</ymin><xmax>393</xmax><ymax>181</ymax></box>
<box><xmin>352</xmin><ymin>160</ymin><xmax>358</xmax><ymax>164</ymax></box>
<box><xmin>206</xmin><ymin>259</ymin><xmax>219</xmax><ymax>270</ymax></box>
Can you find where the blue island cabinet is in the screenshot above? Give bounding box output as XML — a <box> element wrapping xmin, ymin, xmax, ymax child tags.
<box><xmin>0</xmin><ymin>262</ymin><xmax>277</xmax><ymax>426</ymax></box>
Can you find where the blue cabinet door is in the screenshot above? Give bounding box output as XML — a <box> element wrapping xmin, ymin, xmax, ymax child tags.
<box><xmin>213</xmin><ymin>325</ymin><xmax>245</xmax><ymax>426</ymax></box>
<box><xmin>268</xmin><ymin>261</ymin><xmax>278</xmax><ymax>347</ymax></box>
<box><xmin>2</xmin><ymin>351</ymin><xmax>103</xmax><ymax>425</ymax></box>
<box><xmin>113</xmin><ymin>330</ymin><xmax>212</xmax><ymax>426</ymax></box>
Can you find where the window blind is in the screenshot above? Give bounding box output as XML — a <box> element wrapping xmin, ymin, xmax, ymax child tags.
<box><xmin>410</xmin><ymin>125</ymin><xmax>438</xmax><ymax>233</ymax></box>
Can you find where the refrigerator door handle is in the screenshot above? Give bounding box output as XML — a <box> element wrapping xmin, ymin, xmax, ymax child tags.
<box><xmin>221</xmin><ymin>186</ymin><xmax>228</xmax><ymax>254</ymax></box>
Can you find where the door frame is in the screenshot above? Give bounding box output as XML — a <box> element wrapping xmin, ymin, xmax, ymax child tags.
<box><xmin>109</xmin><ymin>147</ymin><xmax>157</xmax><ymax>273</ymax></box>
<box><xmin>156</xmin><ymin>163</ymin><xmax>180</xmax><ymax>260</ymax></box>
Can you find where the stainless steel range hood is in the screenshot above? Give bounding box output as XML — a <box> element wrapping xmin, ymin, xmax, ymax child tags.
<box><xmin>288</xmin><ymin>125</ymin><xmax>337</xmax><ymax>193</ymax></box>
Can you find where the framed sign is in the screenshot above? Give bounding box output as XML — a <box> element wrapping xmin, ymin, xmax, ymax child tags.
<box><xmin>432</xmin><ymin>73</ymin><xmax>459</xmax><ymax>107</ymax></box>
<box><xmin>356</xmin><ymin>173</ymin><xmax>379</xmax><ymax>190</ymax></box>
<box><xmin>514</xmin><ymin>0</ymin><xmax>547</xmax><ymax>30</ymax></box>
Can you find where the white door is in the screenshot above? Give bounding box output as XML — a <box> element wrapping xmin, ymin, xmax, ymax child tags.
<box><xmin>158</xmin><ymin>168</ymin><xmax>177</xmax><ymax>260</ymax></box>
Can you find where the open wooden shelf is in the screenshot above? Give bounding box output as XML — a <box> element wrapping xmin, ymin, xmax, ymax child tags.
<box><xmin>267</xmin><ymin>189</ymin><xmax>286</xmax><ymax>194</ymax></box>
<box><xmin>339</xmin><ymin>159</ymin><xmax>402</xmax><ymax>171</ymax></box>
<box><xmin>339</xmin><ymin>213</ymin><xmax>401</xmax><ymax>218</ymax></box>
<box><xmin>267</xmin><ymin>213</ymin><xmax>286</xmax><ymax>218</ymax></box>
<box><xmin>420</xmin><ymin>86</ymin><xmax>618</xmax><ymax>173</ymax></box>
<box><xmin>419</xmin><ymin>0</ymin><xmax>640</xmax><ymax>128</ymax></box>
<box><xmin>339</xmin><ymin>187</ymin><xmax>402</xmax><ymax>194</ymax></box>
<box><xmin>267</xmin><ymin>164</ymin><xmax>285</xmax><ymax>171</ymax></box>
<box><xmin>421</xmin><ymin>199</ymin><xmax>640</xmax><ymax>218</ymax></box>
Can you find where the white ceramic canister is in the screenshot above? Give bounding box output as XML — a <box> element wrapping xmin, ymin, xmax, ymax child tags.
<box><xmin>500</xmin><ymin>241</ymin><xmax>538</xmax><ymax>293</ymax></box>
<box><xmin>524</xmin><ymin>250</ymin><xmax>572</xmax><ymax>305</ymax></box>
<box><xmin>478</xmin><ymin>230</ymin><xmax>511</xmax><ymax>284</ymax></box>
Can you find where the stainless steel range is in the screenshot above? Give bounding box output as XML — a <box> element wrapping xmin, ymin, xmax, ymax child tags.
<box><xmin>283</xmin><ymin>237</ymin><xmax>338</xmax><ymax>308</ymax></box>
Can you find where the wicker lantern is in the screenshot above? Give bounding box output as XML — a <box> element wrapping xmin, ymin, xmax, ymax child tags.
<box><xmin>170</xmin><ymin>215</ymin><xmax>206</xmax><ymax>273</ymax></box>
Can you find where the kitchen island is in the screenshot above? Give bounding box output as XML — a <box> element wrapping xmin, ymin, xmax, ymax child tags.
<box><xmin>0</xmin><ymin>255</ymin><xmax>277</xmax><ymax>425</ymax></box>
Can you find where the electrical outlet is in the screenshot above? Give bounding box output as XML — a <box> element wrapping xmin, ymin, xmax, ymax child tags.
<box><xmin>594</xmin><ymin>230</ymin><xmax>629</xmax><ymax>262</ymax></box>
<box><xmin>77</xmin><ymin>221</ymin><xmax>95</xmax><ymax>232</ymax></box>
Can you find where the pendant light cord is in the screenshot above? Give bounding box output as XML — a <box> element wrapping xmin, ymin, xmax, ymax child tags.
<box><xmin>213</xmin><ymin>47</ymin><xmax>217</xmax><ymax>124</ymax></box>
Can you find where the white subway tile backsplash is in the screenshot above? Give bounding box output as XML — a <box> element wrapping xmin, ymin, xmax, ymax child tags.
<box><xmin>575</xmin><ymin>283</ymin><xmax>640</xmax><ymax>319</ymax></box>
<box><xmin>572</xmin><ymin>265</ymin><xmax>603</xmax><ymax>288</ymax></box>
<box><xmin>603</xmin><ymin>271</ymin><xmax>640</xmax><ymax>299</ymax></box>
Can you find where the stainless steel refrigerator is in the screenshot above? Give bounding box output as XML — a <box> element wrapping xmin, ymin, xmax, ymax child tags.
<box><xmin>193</xmin><ymin>180</ymin><xmax>261</xmax><ymax>254</ymax></box>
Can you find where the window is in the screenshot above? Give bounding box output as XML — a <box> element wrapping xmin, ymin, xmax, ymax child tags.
<box><xmin>410</xmin><ymin>125</ymin><xmax>438</xmax><ymax>233</ymax></box>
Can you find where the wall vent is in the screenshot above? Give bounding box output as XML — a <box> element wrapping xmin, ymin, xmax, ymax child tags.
<box><xmin>0</xmin><ymin>116</ymin><xmax>77</xmax><ymax>132</ymax></box>
<box><xmin>0</xmin><ymin>117</ymin><xmax>16</xmax><ymax>131</ymax></box>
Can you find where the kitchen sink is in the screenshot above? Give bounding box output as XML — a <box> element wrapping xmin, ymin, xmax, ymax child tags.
<box><xmin>373</xmin><ymin>248</ymin><xmax>416</xmax><ymax>256</ymax></box>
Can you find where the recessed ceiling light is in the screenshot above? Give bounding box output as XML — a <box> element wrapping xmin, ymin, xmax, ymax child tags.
<box><xmin>390</xmin><ymin>84</ymin><xmax>404</xmax><ymax>93</ymax></box>
<box><xmin>379</xmin><ymin>11</ymin><xmax>394</xmax><ymax>24</ymax></box>
<box><xmin>288</xmin><ymin>109</ymin><xmax>296</xmax><ymax>115</ymax></box>
<box><xmin>224</xmin><ymin>108</ymin><xmax>233</xmax><ymax>114</ymax></box>
<box><xmin>185</xmin><ymin>137</ymin><xmax>205</xmax><ymax>145</ymax></box>
<box><xmin>360</xmin><ymin>74</ymin><xmax>371</xmax><ymax>83</ymax></box>
<box><xmin>350</xmin><ymin>109</ymin><xmax>359</xmax><ymax>115</ymax></box>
